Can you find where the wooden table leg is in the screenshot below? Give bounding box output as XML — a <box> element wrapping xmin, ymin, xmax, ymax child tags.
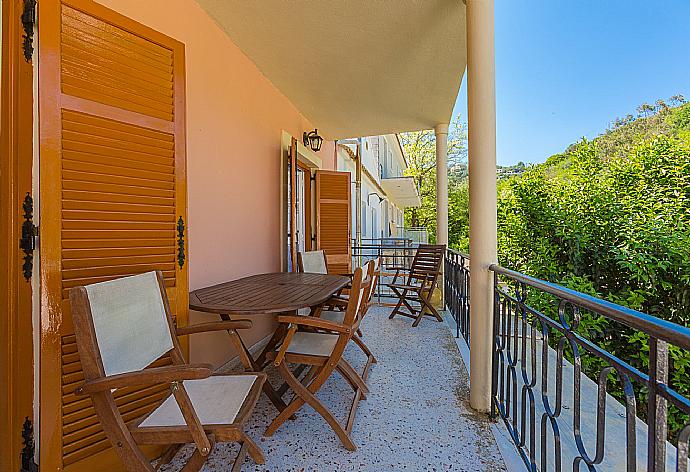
<box><xmin>219</xmin><ymin>314</ymin><xmax>288</xmax><ymax>412</ymax></box>
<box><xmin>255</xmin><ymin>323</ymin><xmax>288</xmax><ymax>369</ymax></box>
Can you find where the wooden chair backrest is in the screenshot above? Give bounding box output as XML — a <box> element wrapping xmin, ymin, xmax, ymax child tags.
<box><xmin>361</xmin><ymin>257</ymin><xmax>381</xmax><ymax>317</ymax></box>
<box><xmin>71</xmin><ymin>271</ymin><xmax>185</xmax><ymax>383</ymax></box>
<box><xmin>69</xmin><ymin>271</ymin><xmax>188</xmax><ymax>467</ymax></box>
<box><xmin>82</xmin><ymin>272</ymin><xmax>174</xmax><ymax>376</ymax></box>
<box><xmin>352</xmin><ymin>260</ymin><xmax>376</xmax><ymax>329</ymax></box>
<box><xmin>298</xmin><ymin>250</ymin><xmax>328</xmax><ymax>274</ymax></box>
<box><xmin>341</xmin><ymin>265</ymin><xmax>369</xmax><ymax>329</ymax></box>
<box><xmin>406</xmin><ymin>244</ymin><xmax>446</xmax><ymax>289</ymax></box>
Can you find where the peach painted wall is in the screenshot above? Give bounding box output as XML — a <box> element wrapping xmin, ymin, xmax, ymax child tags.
<box><xmin>98</xmin><ymin>0</ymin><xmax>336</xmax><ymax>366</ymax></box>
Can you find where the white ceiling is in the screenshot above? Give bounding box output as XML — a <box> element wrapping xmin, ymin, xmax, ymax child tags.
<box><xmin>196</xmin><ymin>0</ymin><xmax>467</xmax><ymax>140</ymax></box>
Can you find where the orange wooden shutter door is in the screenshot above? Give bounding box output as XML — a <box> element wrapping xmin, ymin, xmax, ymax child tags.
<box><xmin>38</xmin><ymin>1</ymin><xmax>187</xmax><ymax>470</ymax></box>
<box><xmin>315</xmin><ymin>170</ymin><xmax>352</xmax><ymax>274</ymax></box>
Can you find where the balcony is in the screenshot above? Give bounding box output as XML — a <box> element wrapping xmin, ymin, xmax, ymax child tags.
<box><xmin>159</xmin><ymin>243</ymin><xmax>687</xmax><ymax>471</ymax></box>
<box><xmin>164</xmin><ymin>304</ymin><xmax>509</xmax><ymax>471</ymax></box>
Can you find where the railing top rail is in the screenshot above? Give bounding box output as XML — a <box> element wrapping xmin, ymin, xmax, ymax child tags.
<box><xmin>490</xmin><ymin>263</ymin><xmax>690</xmax><ymax>350</ymax></box>
<box><xmin>352</xmin><ymin>244</ymin><xmax>418</xmax><ymax>249</ymax></box>
<box><xmin>446</xmin><ymin>248</ymin><xmax>470</xmax><ymax>259</ymax></box>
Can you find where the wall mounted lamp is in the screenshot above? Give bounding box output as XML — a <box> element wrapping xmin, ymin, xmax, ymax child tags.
<box><xmin>303</xmin><ymin>129</ymin><xmax>323</xmax><ymax>152</ymax></box>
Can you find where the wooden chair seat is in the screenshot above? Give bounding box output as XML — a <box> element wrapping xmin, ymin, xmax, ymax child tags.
<box><xmin>280</xmin><ymin>332</ymin><xmax>339</xmax><ymax>357</ymax></box>
<box><xmin>138</xmin><ymin>375</ymin><xmax>257</xmax><ymax>428</ymax></box>
<box><xmin>319</xmin><ymin>310</ymin><xmax>346</xmax><ymax>324</ymax></box>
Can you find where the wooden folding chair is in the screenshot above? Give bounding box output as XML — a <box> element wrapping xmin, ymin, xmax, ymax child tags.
<box><xmin>264</xmin><ymin>265</ymin><xmax>371</xmax><ymax>450</ymax></box>
<box><xmin>319</xmin><ymin>258</ymin><xmax>380</xmax><ymax>377</ymax></box>
<box><xmin>70</xmin><ymin>271</ymin><xmax>266</xmax><ymax>472</ymax></box>
<box><xmin>387</xmin><ymin>244</ymin><xmax>446</xmax><ymax>327</ymax></box>
<box><xmin>298</xmin><ymin>249</ymin><xmax>352</xmax><ymax>310</ymax></box>
<box><xmin>297</xmin><ymin>249</ymin><xmax>329</xmax><ymax>274</ymax></box>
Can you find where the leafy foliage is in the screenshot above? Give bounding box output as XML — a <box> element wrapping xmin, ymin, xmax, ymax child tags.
<box><xmin>495</xmin><ymin>99</ymin><xmax>690</xmax><ymax>440</ymax></box>
<box><xmin>400</xmin><ymin>116</ymin><xmax>467</xmax><ymax>242</ymax></box>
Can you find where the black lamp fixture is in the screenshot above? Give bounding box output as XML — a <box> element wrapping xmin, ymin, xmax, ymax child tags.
<box><xmin>303</xmin><ymin>129</ymin><xmax>323</xmax><ymax>152</ymax></box>
<box><xmin>368</xmin><ymin>192</ymin><xmax>385</xmax><ymax>203</ymax></box>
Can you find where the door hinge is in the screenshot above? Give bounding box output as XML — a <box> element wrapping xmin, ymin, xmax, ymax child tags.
<box><xmin>177</xmin><ymin>216</ymin><xmax>185</xmax><ymax>268</ymax></box>
<box><xmin>21</xmin><ymin>417</ymin><xmax>39</xmax><ymax>472</ymax></box>
<box><xmin>21</xmin><ymin>0</ymin><xmax>36</xmax><ymax>62</ymax></box>
<box><xmin>19</xmin><ymin>193</ymin><xmax>38</xmax><ymax>281</ymax></box>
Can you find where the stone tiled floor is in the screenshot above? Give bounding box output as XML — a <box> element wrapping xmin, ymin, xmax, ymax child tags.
<box><xmin>164</xmin><ymin>307</ymin><xmax>507</xmax><ymax>471</ymax></box>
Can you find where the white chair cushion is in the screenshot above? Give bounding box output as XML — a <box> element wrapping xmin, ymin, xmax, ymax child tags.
<box><xmin>320</xmin><ymin>310</ymin><xmax>345</xmax><ymax>324</ymax></box>
<box><xmin>139</xmin><ymin>375</ymin><xmax>257</xmax><ymax>427</ymax></box>
<box><xmin>300</xmin><ymin>250</ymin><xmax>328</xmax><ymax>274</ymax></box>
<box><xmin>85</xmin><ymin>271</ymin><xmax>173</xmax><ymax>377</ymax></box>
<box><xmin>282</xmin><ymin>332</ymin><xmax>339</xmax><ymax>357</ymax></box>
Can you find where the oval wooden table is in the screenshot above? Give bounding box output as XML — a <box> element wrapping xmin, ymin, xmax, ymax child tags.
<box><xmin>189</xmin><ymin>272</ymin><xmax>350</xmax><ymax>411</ymax></box>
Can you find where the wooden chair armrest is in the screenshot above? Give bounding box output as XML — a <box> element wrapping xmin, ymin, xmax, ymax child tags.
<box><xmin>277</xmin><ymin>315</ymin><xmax>351</xmax><ymax>334</ymax></box>
<box><xmin>76</xmin><ymin>364</ymin><xmax>213</xmax><ymax>395</ymax></box>
<box><xmin>176</xmin><ymin>320</ymin><xmax>253</xmax><ymax>336</ymax></box>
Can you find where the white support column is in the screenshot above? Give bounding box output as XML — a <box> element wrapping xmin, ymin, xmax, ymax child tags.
<box><xmin>467</xmin><ymin>0</ymin><xmax>497</xmax><ymax>413</ymax></box>
<box><xmin>435</xmin><ymin>123</ymin><xmax>449</xmax><ymax>248</ymax></box>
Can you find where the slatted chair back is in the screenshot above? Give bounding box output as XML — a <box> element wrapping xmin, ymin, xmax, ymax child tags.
<box><xmin>406</xmin><ymin>244</ymin><xmax>445</xmax><ymax>290</ymax></box>
<box><xmin>83</xmin><ymin>271</ymin><xmax>177</xmax><ymax>376</ymax></box>
<box><xmin>298</xmin><ymin>250</ymin><xmax>328</xmax><ymax>274</ymax></box>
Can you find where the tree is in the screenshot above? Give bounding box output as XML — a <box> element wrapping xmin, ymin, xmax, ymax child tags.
<box><xmin>637</xmin><ymin>102</ymin><xmax>655</xmax><ymax>117</ymax></box>
<box><xmin>399</xmin><ymin>115</ymin><xmax>467</xmax><ymax>243</ymax></box>
<box><xmin>669</xmin><ymin>94</ymin><xmax>686</xmax><ymax>107</ymax></box>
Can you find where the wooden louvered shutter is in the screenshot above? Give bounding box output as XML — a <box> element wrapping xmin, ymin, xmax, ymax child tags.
<box><xmin>315</xmin><ymin>170</ymin><xmax>352</xmax><ymax>274</ymax></box>
<box><xmin>38</xmin><ymin>1</ymin><xmax>187</xmax><ymax>470</ymax></box>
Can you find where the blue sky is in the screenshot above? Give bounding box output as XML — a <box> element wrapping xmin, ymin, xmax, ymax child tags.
<box><xmin>451</xmin><ymin>0</ymin><xmax>690</xmax><ymax>166</ymax></box>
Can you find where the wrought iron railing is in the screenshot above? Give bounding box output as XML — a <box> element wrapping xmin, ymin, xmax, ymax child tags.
<box><xmin>489</xmin><ymin>264</ymin><xmax>690</xmax><ymax>472</ymax></box>
<box><xmin>444</xmin><ymin>249</ymin><xmax>470</xmax><ymax>342</ymax></box>
<box><xmin>351</xmin><ymin>238</ymin><xmax>418</xmax><ymax>304</ymax></box>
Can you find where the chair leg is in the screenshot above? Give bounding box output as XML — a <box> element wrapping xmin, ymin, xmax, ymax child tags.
<box><xmin>231</xmin><ymin>442</ymin><xmax>249</xmax><ymax>472</ymax></box>
<box><xmin>264</xmin><ymin>384</ymin><xmax>308</xmax><ymax>437</ymax></box>
<box><xmin>388</xmin><ymin>288</ymin><xmax>406</xmax><ymax>319</ymax></box>
<box><xmin>335</xmin><ymin>363</ymin><xmax>367</xmax><ymax>400</ymax></box>
<box><xmin>301</xmin><ymin>364</ymin><xmax>320</xmax><ymax>386</ymax></box>
<box><xmin>181</xmin><ymin>440</ymin><xmax>214</xmax><ymax>472</ymax></box>
<box><xmin>413</xmin><ymin>293</ymin><xmax>443</xmax><ymax>327</ymax></box>
<box><xmin>266</xmin><ymin>362</ymin><xmax>357</xmax><ymax>451</ymax></box>
<box><xmin>352</xmin><ymin>335</ymin><xmax>377</xmax><ymax>365</ymax></box>
<box><xmin>231</xmin><ymin>434</ymin><xmax>265</xmax><ymax>472</ymax></box>
<box><xmin>337</xmin><ymin>359</ymin><xmax>369</xmax><ymax>396</ymax></box>
<box><xmin>241</xmin><ymin>433</ymin><xmax>266</xmax><ymax>465</ymax></box>
<box><xmin>155</xmin><ymin>444</ymin><xmax>183</xmax><ymax>471</ymax></box>
<box><xmin>277</xmin><ymin>363</ymin><xmax>308</xmax><ymax>397</ymax></box>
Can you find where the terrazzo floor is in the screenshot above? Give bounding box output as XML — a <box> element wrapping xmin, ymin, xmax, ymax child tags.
<box><xmin>163</xmin><ymin>307</ymin><xmax>507</xmax><ymax>471</ymax></box>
